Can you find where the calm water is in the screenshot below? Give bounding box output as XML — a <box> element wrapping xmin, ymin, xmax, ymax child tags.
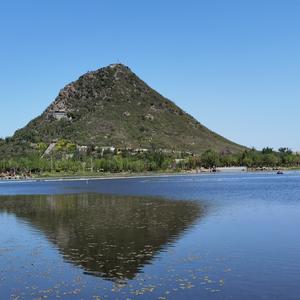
<box><xmin>1</xmin><ymin>172</ymin><xmax>300</xmax><ymax>299</ymax></box>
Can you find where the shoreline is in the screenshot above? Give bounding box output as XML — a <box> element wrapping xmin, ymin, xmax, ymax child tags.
<box><xmin>0</xmin><ymin>170</ymin><xmax>206</xmax><ymax>183</ymax></box>
<box><xmin>0</xmin><ymin>167</ymin><xmax>299</xmax><ymax>183</ymax></box>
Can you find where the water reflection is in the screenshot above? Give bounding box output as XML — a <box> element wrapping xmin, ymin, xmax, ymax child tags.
<box><xmin>0</xmin><ymin>194</ymin><xmax>204</xmax><ymax>281</ymax></box>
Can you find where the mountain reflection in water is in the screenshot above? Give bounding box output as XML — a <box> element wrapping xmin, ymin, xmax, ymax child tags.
<box><xmin>0</xmin><ymin>194</ymin><xmax>204</xmax><ymax>281</ymax></box>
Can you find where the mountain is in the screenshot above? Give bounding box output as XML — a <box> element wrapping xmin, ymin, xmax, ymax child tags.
<box><xmin>1</xmin><ymin>64</ymin><xmax>245</xmax><ymax>157</ymax></box>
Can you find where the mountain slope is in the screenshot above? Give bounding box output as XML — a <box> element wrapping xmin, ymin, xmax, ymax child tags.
<box><xmin>2</xmin><ymin>64</ymin><xmax>245</xmax><ymax>156</ymax></box>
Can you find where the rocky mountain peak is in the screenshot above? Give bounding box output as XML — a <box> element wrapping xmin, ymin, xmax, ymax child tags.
<box><xmin>10</xmin><ymin>63</ymin><xmax>245</xmax><ymax>154</ymax></box>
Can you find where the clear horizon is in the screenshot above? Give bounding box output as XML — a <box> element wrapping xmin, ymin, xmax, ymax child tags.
<box><xmin>1</xmin><ymin>0</ymin><xmax>300</xmax><ymax>151</ymax></box>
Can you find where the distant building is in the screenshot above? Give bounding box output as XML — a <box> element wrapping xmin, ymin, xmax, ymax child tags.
<box><xmin>99</xmin><ymin>146</ymin><xmax>116</xmax><ymax>155</ymax></box>
<box><xmin>77</xmin><ymin>145</ymin><xmax>88</xmax><ymax>152</ymax></box>
<box><xmin>133</xmin><ymin>148</ymin><xmax>149</xmax><ymax>153</ymax></box>
<box><xmin>53</xmin><ymin>111</ymin><xmax>70</xmax><ymax>121</ymax></box>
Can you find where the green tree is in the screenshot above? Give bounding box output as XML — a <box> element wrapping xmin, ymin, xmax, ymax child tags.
<box><xmin>201</xmin><ymin>150</ymin><xmax>220</xmax><ymax>168</ymax></box>
<box><xmin>262</xmin><ymin>147</ymin><xmax>273</xmax><ymax>154</ymax></box>
<box><xmin>263</xmin><ymin>153</ymin><xmax>279</xmax><ymax>167</ymax></box>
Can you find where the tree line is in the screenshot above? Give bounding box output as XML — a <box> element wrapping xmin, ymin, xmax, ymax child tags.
<box><xmin>0</xmin><ymin>146</ymin><xmax>299</xmax><ymax>176</ymax></box>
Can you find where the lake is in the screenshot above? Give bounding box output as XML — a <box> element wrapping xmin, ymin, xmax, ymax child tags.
<box><xmin>1</xmin><ymin>172</ymin><xmax>300</xmax><ymax>299</ymax></box>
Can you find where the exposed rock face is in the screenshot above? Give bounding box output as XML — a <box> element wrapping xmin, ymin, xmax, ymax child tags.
<box><xmin>11</xmin><ymin>63</ymin><xmax>245</xmax><ymax>154</ymax></box>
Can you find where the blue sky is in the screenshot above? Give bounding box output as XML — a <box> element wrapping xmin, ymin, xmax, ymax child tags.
<box><xmin>1</xmin><ymin>0</ymin><xmax>300</xmax><ymax>150</ymax></box>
